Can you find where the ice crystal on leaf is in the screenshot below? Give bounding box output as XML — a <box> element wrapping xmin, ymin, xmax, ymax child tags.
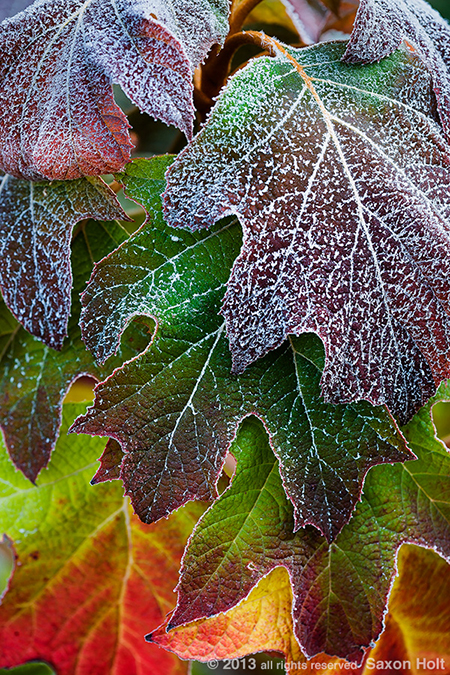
<box><xmin>0</xmin><ymin>0</ymin><xmax>229</xmax><ymax>180</ymax></box>
<box><xmin>164</xmin><ymin>41</ymin><xmax>450</xmax><ymax>424</ymax></box>
<box><xmin>72</xmin><ymin>156</ymin><xmax>410</xmax><ymax>543</ymax></box>
<box><xmin>344</xmin><ymin>0</ymin><xmax>450</xmax><ymax>141</ymax></box>
<box><xmin>0</xmin><ymin>174</ymin><xmax>125</xmax><ymax>348</ymax></box>
<box><xmin>162</xmin><ymin>384</ymin><xmax>450</xmax><ymax>661</ymax></box>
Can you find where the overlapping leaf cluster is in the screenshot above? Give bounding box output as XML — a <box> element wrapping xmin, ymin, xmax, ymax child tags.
<box><xmin>1</xmin><ymin>0</ymin><xmax>450</xmax><ymax>670</ymax></box>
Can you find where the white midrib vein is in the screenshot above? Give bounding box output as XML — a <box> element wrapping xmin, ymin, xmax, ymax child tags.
<box><xmin>300</xmin><ymin>69</ymin><xmax>406</xmax><ymax>383</ymax></box>
<box><xmin>145</xmin><ymin>324</ymin><xmax>224</xmax><ymax>516</ymax></box>
<box><xmin>166</xmin><ymin>325</ymin><xmax>224</xmax><ymax>451</ymax></box>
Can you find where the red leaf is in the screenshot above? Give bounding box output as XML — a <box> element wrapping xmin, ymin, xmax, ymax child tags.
<box><xmin>0</xmin><ymin>0</ymin><xmax>229</xmax><ymax>180</ymax></box>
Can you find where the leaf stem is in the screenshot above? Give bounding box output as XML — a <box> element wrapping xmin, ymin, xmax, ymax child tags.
<box><xmin>201</xmin><ymin>30</ymin><xmax>272</xmax><ymax>108</ymax></box>
<box><xmin>228</xmin><ymin>0</ymin><xmax>267</xmax><ymax>35</ymax></box>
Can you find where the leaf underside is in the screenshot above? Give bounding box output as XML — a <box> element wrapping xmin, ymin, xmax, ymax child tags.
<box><xmin>165</xmin><ymin>382</ymin><xmax>450</xmax><ymax>662</ymax></box>
<box><xmin>0</xmin><ymin>0</ymin><xmax>229</xmax><ymax>180</ymax></box>
<box><xmin>163</xmin><ymin>40</ymin><xmax>450</xmax><ymax>424</ymax></box>
<box><xmin>73</xmin><ymin>156</ymin><xmax>410</xmax><ymax>542</ymax></box>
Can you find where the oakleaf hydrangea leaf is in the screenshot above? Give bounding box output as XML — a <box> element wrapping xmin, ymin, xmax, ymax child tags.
<box><xmin>0</xmin><ymin>218</ymin><xmax>150</xmax><ymax>482</ymax></box>
<box><xmin>0</xmin><ymin>0</ymin><xmax>229</xmax><ymax>181</ymax></box>
<box><xmin>163</xmin><ymin>40</ymin><xmax>450</xmax><ymax>424</ymax></box>
<box><xmin>72</xmin><ymin>156</ymin><xmax>410</xmax><ymax>542</ymax></box>
<box><xmin>165</xmin><ymin>384</ymin><xmax>450</xmax><ymax>662</ymax></box>
<box><xmin>150</xmin><ymin>568</ymin><xmax>307</xmax><ymax>666</ymax></box>
<box><xmin>0</xmin><ymin>174</ymin><xmax>126</xmax><ymax>348</ymax></box>
<box><xmin>366</xmin><ymin>545</ymin><xmax>450</xmax><ymax>667</ymax></box>
<box><xmin>0</xmin><ymin>403</ymin><xmax>200</xmax><ymax>674</ymax></box>
<box><xmin>344</xmin><ymin>0</ymin><xmax>450</xmax><ymax>141</ymax></box>
<box><xmin>147</xmin><ymin>544</ymin><xmax>450</xmax><ymax>671</ymax></box>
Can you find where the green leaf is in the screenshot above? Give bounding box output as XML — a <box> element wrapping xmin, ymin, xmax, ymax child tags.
<box><xmin>163</xmin><ymin>40</ymin><xmax>450</xmax><ymax>424</ymax></box>
<box><xmin>165</xmin><ymin>384</ymin><xmax>450</xmax><ymax>662</ymax></box>
<box><xmin>73</xmin><ymin>155</ymin><xmax>410</xmax><ymax>542</ymax></box>
<box><xmin>0</xmin><ymin>403</ymin><xmax>199</xmax><ymax>674</ymax></box>
<box><xmin>0</xmin><ymin>218</ymin><xmax>151</xmax><ymax>482</ymax></box>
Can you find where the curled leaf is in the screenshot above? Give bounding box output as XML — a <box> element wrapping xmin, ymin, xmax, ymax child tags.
<box><xmin>0</xmin><ymin>0</ymin><xmax>229</xmax><ymax>180</ymax></box>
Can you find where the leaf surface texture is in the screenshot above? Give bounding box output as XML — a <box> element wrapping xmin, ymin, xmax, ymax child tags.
<box><xmin>0</xmin><ymin>0</ymin><xmax>229</xmax><ymax>179</ymax></box>
<box><xmin>73</xmin><ymin>156</ymin><xmax>409</xmax><ymax>542</ymax></box>
<box><xmin>0</xmin><ymin>174</ymin><xmax>125</xmax><ymax>348</ymax></box>
<box><xmin>163</xmin><ymin>41</ymin><xmax>450</xmax><ymax>423</ymax></box>
<box><xmin>344</xmin><ymin>0</ymin><xmax>450</xmax><ymax>140</ymax></box>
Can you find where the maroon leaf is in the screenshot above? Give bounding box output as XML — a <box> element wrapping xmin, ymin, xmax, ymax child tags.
<box><xmin>344</xmin><ymin>0</ymin><xmax>450</xmax><ymax>141</ymax></box>
<box><xmin>0</xmin><ymin>174</ymin><xmax>125</xmax><ymax>348</ymax></box>
<box><xmin>0</xmin><ymin>218</ymin><xmax>151</xmax><ymax>482</ymax></box>
<box><xmin>91</xmin><ymin>438</ymin><xmax>125</xmax><ymax>485</ymax></box>
<box><xmin>0</xmin><ymin>0</ymin><xmax>229</xmax><ymax>180</ymax></box>
<box><xmin>163</xmin><ymin>40</ymin><xmax>450</xmax><ymax>424</ymax></box>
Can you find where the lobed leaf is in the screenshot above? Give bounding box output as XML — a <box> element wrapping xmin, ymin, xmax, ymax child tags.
<box><xmin>0</xmin><ymin>403</ymin><xmax>200</xmax><ymax>674</ymax></box>
<box><xmin>344</xmin><ymin>0</ymin><xmax>450</xmax><ymax>141</ymax></box>
<box><xmin>73</xmin><ymin>156</ymin><xmax>410</xmax><ymax>542</ymax></box>
<box><xmin>366</xmin><ymin>545</ymin><xmax>450</xmax><ymax>667</ymax></box>
<box><xmin>163</xmin><ymin>382</ymin><xmax>450</xmax><ymax>661</ymax></box>
<box><xmin>0</xmin><ymin>218</ymin><xmax>150</xmax><ymax>482</ymax></box>
<box><xmin>150</xmin><ymin>568</ymin><xmax>346</xmax><ymax>670</ymax></box>
<box><xmin>151</xmin><ymin>544</ymin><xmax>450</xmax><ymax>671</ymax></box>
<box><xmin>0</xmin><ymin>173</ymin><xmax>126</xmax><ymax>348</ymax></box>
<box><xmin>163</xmin><ymin>41</ymin><xmax>450</xmax><ymax>424</ymax></box>
<box><xmin>0</xmin><ymin>0</ymin><xmax>229</xmax><ymax>180</ymax></box>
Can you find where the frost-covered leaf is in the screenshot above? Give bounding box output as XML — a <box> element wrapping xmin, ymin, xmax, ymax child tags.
<box><xmin>163</xmin><ymin>41</ymin><xmax>450</xmax><ymax>424</ymax></box>
<box><xmin>0</xmin><ymin>218</ymin><xmax>150</xmax><ymax>482</ymax></box>
<box><xmin>0</xmin><ymin>0</ymin><xmax>229</xmax><ymax>181</ymax></box>
<box><xmin>0</xmin><ymin>174</ymin><xmax>126</xmax><ymax>348</ymax></box>
<box><xmin>72</xmin><ymin>156</ymin><xmax>409</xmax><ymax>542</ymax></box>
<box><xmin>0</xmin><ymin>403</ymin><xmax>200</xmax><ymax>675</ymax></box>
<box><xmin>344</xmin><ymin>0</ymin><xmax>450</xmax><ymax>141</ymax></box>
<box><xmin>163</xmin><ymin>383</ymin><xmax>450</xmax><ymax>662</ymax></box>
